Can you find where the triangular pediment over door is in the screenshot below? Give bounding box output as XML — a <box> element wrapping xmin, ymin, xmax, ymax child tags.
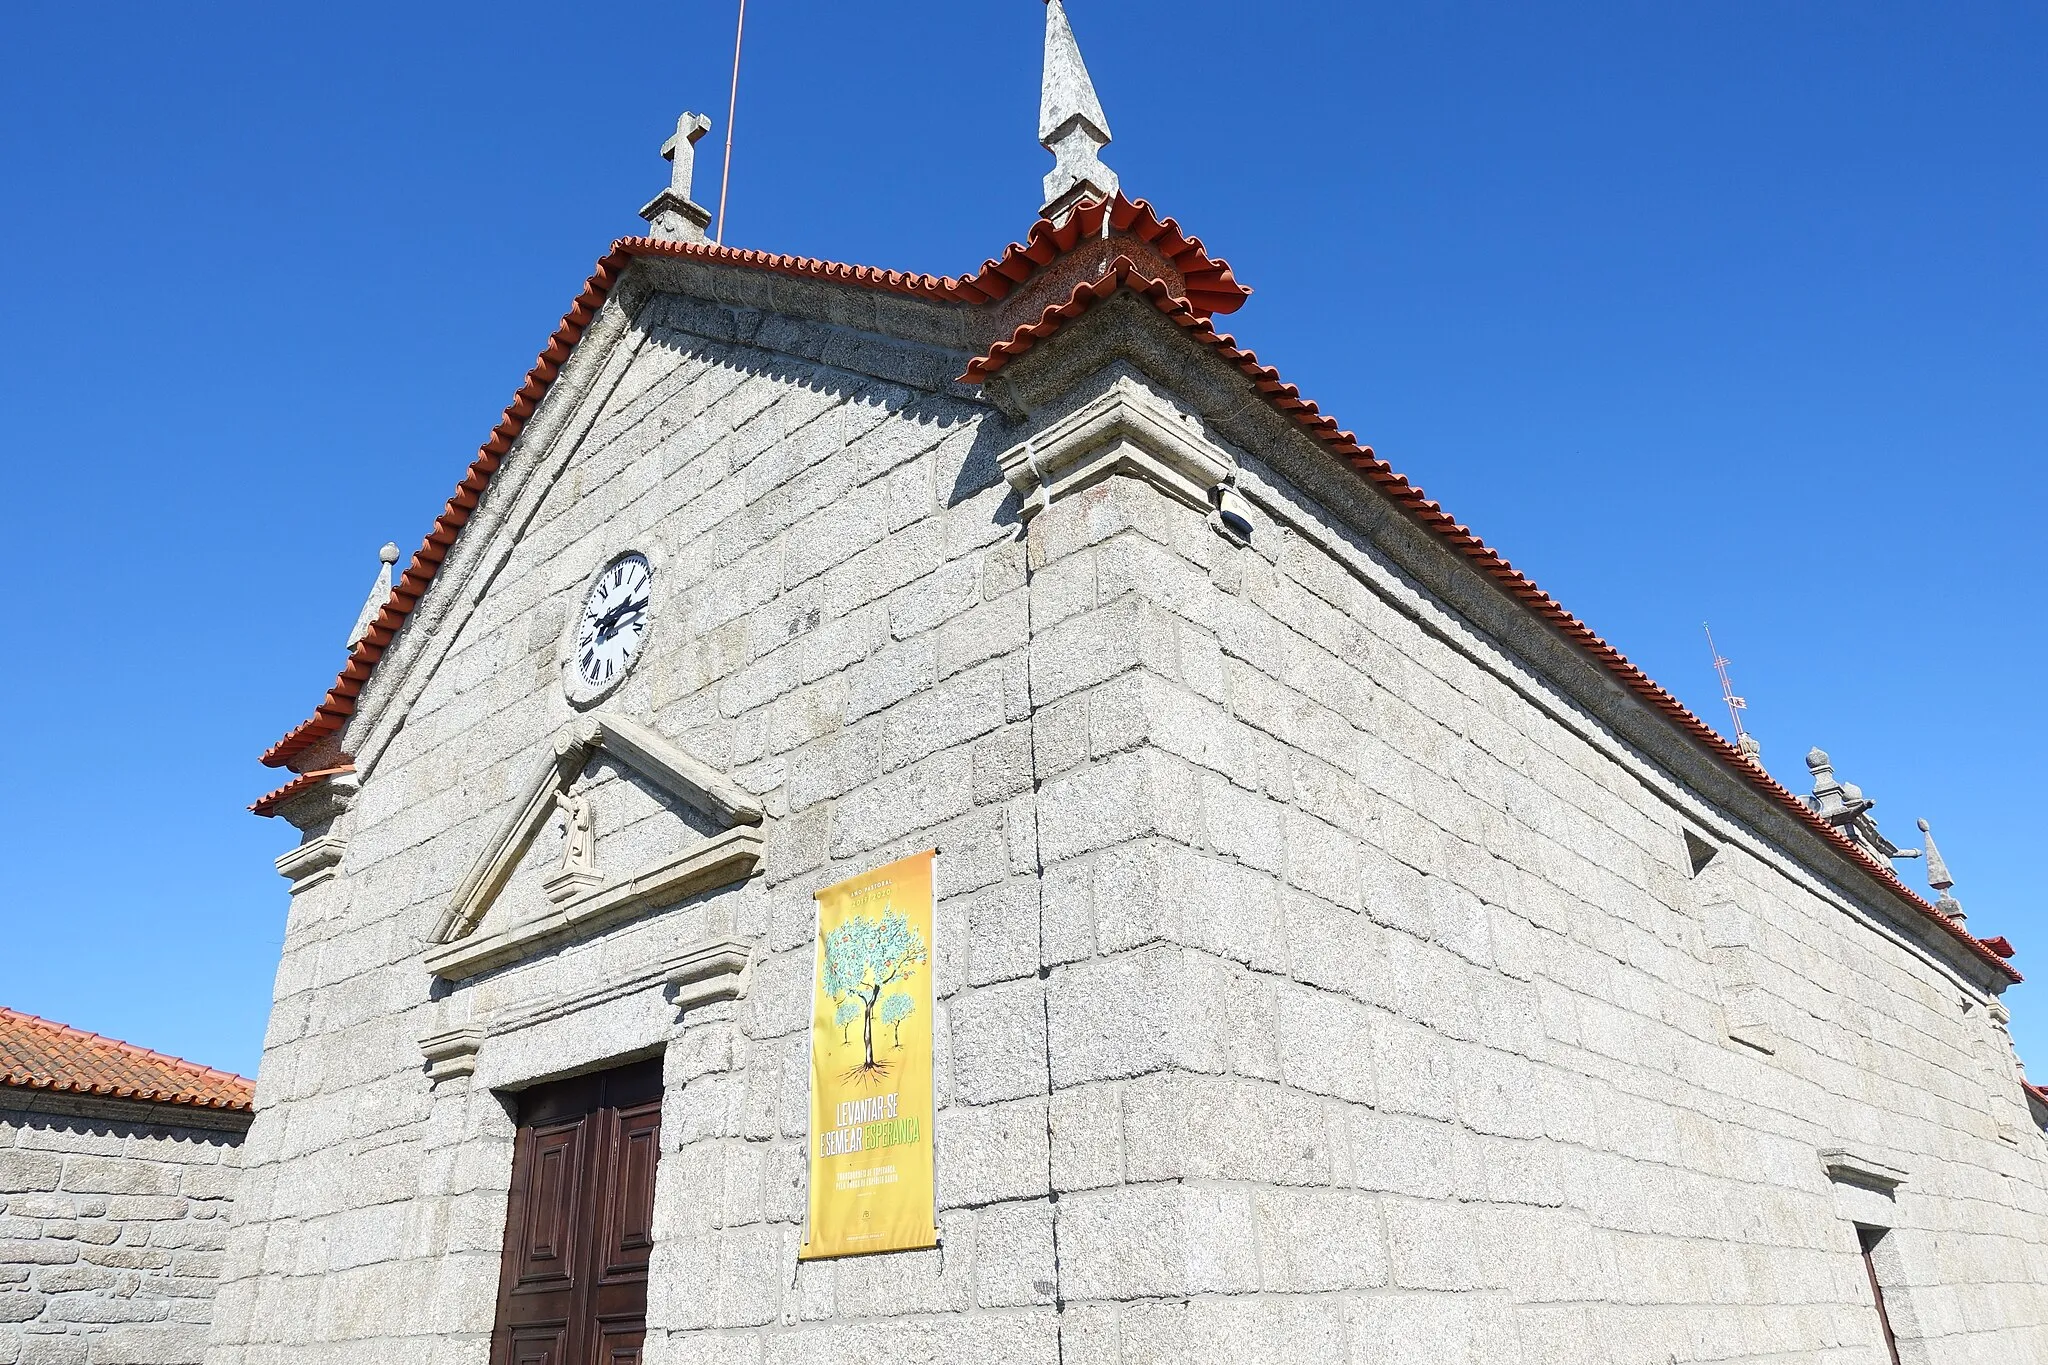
<box><xmin>424</xmin><ymin>713</ymin><xmax>765</xmax><ymax>982</ymax></box>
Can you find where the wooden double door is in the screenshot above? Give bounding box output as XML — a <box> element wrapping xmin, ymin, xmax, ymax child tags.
<box><xmin>490</xmin><ymin>1059</ymin><xmax>663</xmax><ymax>1365</ymax></box>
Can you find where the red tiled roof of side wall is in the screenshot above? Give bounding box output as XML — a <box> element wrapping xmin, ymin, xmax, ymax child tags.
<box><xmin>0</xmin><ymin>1008</ymin><xmax>253</xmax><ymax>1113</ymax></box>
<box><xmin>964</xmin><ymin>262</ymin><xmax>2022</xmax><ymax>986</ymax></box>
<box><xmin>254</xmin><ymin>209</ymin><xmax>2019</xmax><ymax>988</ymax></box>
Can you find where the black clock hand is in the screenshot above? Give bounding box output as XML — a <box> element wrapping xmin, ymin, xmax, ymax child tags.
<box><xmin>594</xmin><ymin>596</ymin><xmax>649</xmax><ymax>633</ymax></box>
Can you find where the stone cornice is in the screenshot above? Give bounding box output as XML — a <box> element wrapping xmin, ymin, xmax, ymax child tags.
<box><xmin>998</xmin><ymin>374</ymin><xmax>1233</xmax><ymax>522</ymax></box>
<box><xmin>274</xmin><ymin>834</ymin><xmax>346</xmax><ymax>894</ymax></box>
<box><xmin>424</xmin><ymin>824</ymin><xmax>764</xmax><ymax>982</ymax></box>
<box><xmin>431</xmin><ymin>712</ymin><xmax>764</xmax><ymax>949</ymax></box>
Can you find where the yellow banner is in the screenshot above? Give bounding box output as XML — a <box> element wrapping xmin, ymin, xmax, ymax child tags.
<box><xmin>799</xmin><ymin>850</ymin><xmax>939</xmax><ymax>1260</ymax></box>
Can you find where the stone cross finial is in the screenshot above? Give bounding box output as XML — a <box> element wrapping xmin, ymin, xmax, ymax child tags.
<box><xmin>1039</xmin><ymin>0</ymin><xmax>1120</xmax><ymax>223</ymax></box>
<box><xmin>1918</xmin><ymin>818</ymin><xmax>1967</xmax><ymax>923</ymax></box>
<box><xmin>640</xmin><ymin>111</ymin><xmax>715</xmax><ymax>244</ymax></box>
<box><xmin>348</xmin><ymin>542</ymin><xmax>401</xmax><ymax>648</ymax></box>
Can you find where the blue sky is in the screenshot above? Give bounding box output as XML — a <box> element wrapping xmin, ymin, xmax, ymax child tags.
<box><xmin>1</xmin><ymin>1</ymin><xmax>2041</xmax><ymax>1079</ymax></box>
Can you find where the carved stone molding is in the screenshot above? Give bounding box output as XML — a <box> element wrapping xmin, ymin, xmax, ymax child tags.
<box><xmin>998</xmin><ymin>376</ymin><xmax>1233</xmax><ymax>522</ymax></box>
<box><xmin>275</xmin><ymin>835</ymin><xmax>347</xmax><ymax>894</ymax></box>
<box><xmin>424</xmin><ymin>825</ymin><xmax>764</xmax><ymax>981</ymax></box>
<box><xmin>418</xmin><ymin>1027</ymin><xmax>487</xmax><ymax>1083</ymax></box>
<box><xmin>664</xmin><ymin>938</ymin><xmax>754</xmax><ymax>1013</ymax></box>
<box><xmin>1820</xmin><ymin>1147</ymin><xmax>1908</xmax><ymax>1228</ymax></box>
<box><xmin>413</xmin><ymin>937</ymin><xmax>757</xmax><ymax>1092</ymax></box>
<box><xmin>1821</xmin><ymin>1148</ymin><xmax>1908</xmax><ymax>1192</ymax></box>
<box><xmin>272</xmin><ymin>769</ymin><xmax>360</xmax><ymax>835</ymax></box>
<box><xmin>427</xmin><ymin>711</ymin><xmax>768</xmax><ymax>973</ymax></box>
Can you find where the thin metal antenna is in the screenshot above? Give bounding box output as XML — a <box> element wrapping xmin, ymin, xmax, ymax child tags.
<box><xmin>1704</xmin><ymin>623</ymin><xmax>1756</xmax><ymax>756</ymax></box>
<box><xmin>716</xmin><ymin>0</ymin><xmax>747</xmax><ymax>244</ymax></box>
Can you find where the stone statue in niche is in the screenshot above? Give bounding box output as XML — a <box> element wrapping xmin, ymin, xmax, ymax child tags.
<box><xmin>542</xmin><ymin>791</ymin><xmax>603</xmax><ymax>904</ymax></box>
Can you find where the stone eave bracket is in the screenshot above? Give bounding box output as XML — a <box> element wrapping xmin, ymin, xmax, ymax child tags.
<box><xmin>999</xmin><ymin>376</ymin><xmax>1234</xmax><ymax>523</ymax></box>
<box><xmin>275</xmin><ymin>834</ymin><xmax>347</xmax><ymax>894</ymax></box>
<box><xmin>1820</xmin><ymin>1148</ymin><xmax>1908</xmax><ymax>1193</ymax></box>
<box><xmin>419</xmin><ymin>1027</ymin><xmax>487</xmax><ymax>1083</ymax></box>
<box><xmin>665</xmin><ymin>937</ymin><xmax>755</xmax><ymax>1012</ymax></box>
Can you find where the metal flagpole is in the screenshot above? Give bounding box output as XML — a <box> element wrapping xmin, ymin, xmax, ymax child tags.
<box><xmin>717</xmin><ymin>0</ymin><xmax>747</xmax><ymax>244</ymax></box>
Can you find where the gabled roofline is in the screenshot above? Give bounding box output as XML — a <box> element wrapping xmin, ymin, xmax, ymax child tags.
<box><xmin>596</xmin><ymin>193</ymin><xmax>1249</xmax><ymax>315</ymax></box>
<box><xmin>252</xmin><ymin>204</ymin><xmax>2017</xmax><ymax>986</ymax></box>
<box><xmin>965</xmin><ymin>263</ymin><xmax>2021</xmax><ymax>986</ymax></box>
<box><xmin>260</xmin><ymin>247</ymin><xmax>633</xmax><ymax>770</ymax></box>
<box><xmin>260</xmin><ymin>196</ymin><xmax>1242</xmax><ymax>775</ymax></box>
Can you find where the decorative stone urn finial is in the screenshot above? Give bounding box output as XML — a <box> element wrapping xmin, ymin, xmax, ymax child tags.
<box><xmin>1039</xmin><ymin>0</ymin><xmax>1120</xmax><ymax>224</ymax></box>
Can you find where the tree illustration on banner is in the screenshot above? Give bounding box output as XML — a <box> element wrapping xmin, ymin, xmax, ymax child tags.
<box><xmin>834</xmin><ymin>998</ymin><xmax>859</xmax><ymax>1044</ymax></box>
<box><xmin>822</xmin><ymin>909</ymin><xmax>928</xmax><ymax>1079</ymax></box>
<box><xmin>880</xmin><ymin>992</ymin><xmax>914</xmax><ymax>1048</ymax></box>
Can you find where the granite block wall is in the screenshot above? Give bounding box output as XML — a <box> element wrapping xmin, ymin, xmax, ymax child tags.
<box><xmin>213</xmin><ymin>270</ymin><xmax>2048</xmax><ymax>1365</ymax></box>
<box><xmin>993</xmin><ymin>379</ymin><xmax>2048</xmax><ymax>1363</ymax></box>
<box><xmin>1</xmin><ymin>1104</ymin><xmax>243</xmax><ymax>1365</ymax></box>
<box><xmin>209</xmin><ymin>281</ymin><xmax>1051</xmax><ymax>1364</ymax></box>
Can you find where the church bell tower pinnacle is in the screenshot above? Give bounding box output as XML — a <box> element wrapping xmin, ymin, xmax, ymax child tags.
<box><xmin>1039</xmin><ymin>0</ymin><xmax>1120</xmax><ymax>223</ymax></box>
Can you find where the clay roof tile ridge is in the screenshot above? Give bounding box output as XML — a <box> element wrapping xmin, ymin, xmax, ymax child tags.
<box><xmin>0</xmin><ymin>1007</ymin><xmax>254</xmax><ymax>1112</ymax></box>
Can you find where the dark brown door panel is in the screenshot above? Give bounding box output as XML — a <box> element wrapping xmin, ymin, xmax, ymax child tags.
<box><xmin>599</xmin><ymin>1100</ymin><xmax>662</xmax><ymax>1282</ymax></box>
<box><xmin>512</xmin><ymin>1118</ymin><xmax>586</xmax><ymax>1293</ymax></box>
<box><xmin>598</xmin><ymin>1320</ymin><xmax>646</xmax><ymax>1365</ymax></box>
<box><xmin>508</xmin><ymin>1324</ymin><xmax>567</xmax><ymax>1365</ymax></box>
<box><xmin>489</xmin><ymin>1059</ymin><xmax>663</xmax><ymax>1365</ymax></box>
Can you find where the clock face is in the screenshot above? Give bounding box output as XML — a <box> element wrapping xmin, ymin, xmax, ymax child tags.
<box><xmin>573</xmin><ymin>553</ymin><xmax>652</xmax><ymax>690</ymax></box>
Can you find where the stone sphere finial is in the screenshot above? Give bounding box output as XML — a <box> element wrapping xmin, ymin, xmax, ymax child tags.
<box><xmin>1806</xmin><ymin>747</ymin><xmax>1830</xmax><ymax>770</ymax></box>
<box><xmin>379</xmin><ymin>542</ymin><xmax>401</xmax><ymax>566</ymax></box>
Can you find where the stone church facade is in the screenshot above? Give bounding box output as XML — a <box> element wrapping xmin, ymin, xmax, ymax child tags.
<box><xmin>223</xmin><ymin>6</ymin><xmax>2048</xmax><ymax>1362</ymax></box>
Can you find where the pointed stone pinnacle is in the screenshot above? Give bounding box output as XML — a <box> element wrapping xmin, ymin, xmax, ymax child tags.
<box><xmin>348</xmin><ymin>543</ymin><xmax>401</xmax><ymax>648</ymax></box>
<box><xmin>1039</xmin><ymin>0</ymin><xmax>1120</xmax><ymax>223</ymax></box>
<box><xmin>1918</xmin><ymin>818</ymin><xmax>1955</xmax><ymax>893</ymax></box>
<box><xmin>1908</xmin><ymin>826</ymin><xmax>1957</xmax><ymax>925</ymax></box>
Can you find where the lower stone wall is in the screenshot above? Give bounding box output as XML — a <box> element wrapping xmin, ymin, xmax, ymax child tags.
<box><xmin>0</xmin><ymin>1097</ymin><xmax>246</xmax><ymax>1365</ymax></box>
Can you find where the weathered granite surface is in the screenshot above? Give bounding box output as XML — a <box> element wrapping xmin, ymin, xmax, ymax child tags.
<box><xmin>212</xmin><ymin>248</ymin><xmax>2048</xmax><ymax>1365</ymax></box>
<box><xmin>2</xmin><ymin>1097</ymin><xmax>244</xmax><ymax>1365</ymax></box>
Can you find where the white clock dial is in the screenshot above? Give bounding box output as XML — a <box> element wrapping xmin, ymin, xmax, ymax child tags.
<box><xmin>574</xmin><ymin>553</ymin><xmax>653</xmax><ymax>688</ymax></box>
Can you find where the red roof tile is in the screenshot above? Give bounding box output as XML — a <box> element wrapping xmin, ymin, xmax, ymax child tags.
<box><xmin>587</xmin><ymin>194</ymin><xmax>1248</xmax><ymax>314</ymax></box>
<box><xmin>249</xmin><ymin>765</ymin><xmax>355</xmax><ymax>818</ymax></box>
<box><xmin>260</xmin><ymin>195</ymin><xmax>1241</xmax><ymax>775</ymax></box>
<box><xmin>0</xmin><ymin>1008</ymin><xmax>253</xmax><ymax>1113</ymax></box>
<box><xmin>958</xmin><ymin>195</ymin><xmax>1250</xmax><ymax>315</ymax></box>
<box><xmin>259</xmin><ymin>247</ymin><xmax>635</xmax><ymax>770</ymax></box>
<box><xmin>2026</xmin><ymin>1079</ymin><xmax>2048</xmax><ymax>1111</ymax></box>
<box><xmin>252</xmin><ymin>201</ymin><xmax>2019</xmax><ymax>986</ymax></box>
<box><xmin>964</xmin><ymin>260</ymin><xmax>2022</xmax><ymax>985</ymax></box>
